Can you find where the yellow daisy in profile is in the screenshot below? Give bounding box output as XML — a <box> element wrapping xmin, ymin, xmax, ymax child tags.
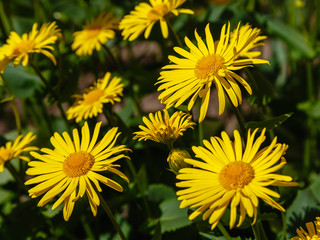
<box><xmin>156</xmin><ymin>23</ymin><xmax>269</xmax><ymax>122</ymax></box>
<box><xmin>0</xmin><ymin>132</ymin><xmax>38</xmax><ymax>172</ymax></box>
<box><xmin>66</xmin><ymin>72</ymin><xmax>124</xmax><ymax>123</ymax></box>
<box><xmin>133</xmin><ymin>109</ymin><xmax>195</xmax><ymax>148</ymax></box>
<box><xmin>232</xmin><ymin>23</ymin><xmax>267</xmax><ymax>59</ymax></box>
<box><xmin>72</xmin><ymin>12</ymin><xmax>118</xmax><ymax>56</ymax></box>
<box><xmin>0</xmin><ymin>22</ymin><xmax>60</xmax><ymax>73</ymax></box>
<box><xmin>25</xmin><ymin>122</ymin><xmax>130</xmax><ymax>221</ymax></box>
<box><xmin>291</xmin><ymin>217</ymin><xmax>320</xmax><ymax>240</ymax></box>
<box><xmin>119</xmin><ymin>0</ymin><xmax>194</xmax><ymax>41</ymax></box>
<box><xmin>176</xmin><ymin>128</ymin><xmax>297</xmax><ymax>230</ymax></box>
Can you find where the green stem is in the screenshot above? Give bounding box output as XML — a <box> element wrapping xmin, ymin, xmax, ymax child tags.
<box><xmin>165</xmin><ymin>17</ymin><xmax>183</xmax><ymax>48</ymax></box>
<box><xmin>81</xmin><ymin>214</ymin><xmax>96</xmax><ymax>240</ymax></box>
<box><xmin>197</xmin><ymin>102</ymin><xmax>204</xmax><ymax>146</ymax></box>
<box><xmin>281</xmin><ymin>212</ymin><xmax>287</xmax><ymax>240</ymax></box>
<box><xmin>228</xmin><ymin>96</ymin><xmax>246</xmax><ymax>139</ymax></box>
<box><xmin>0</xmin><ymin>1</ymin><xmax>10</xmax><ymax>38</ymax></box>
<box><xmin>5</xmin><ymin>161</ymin><xmax>28</xmax><ymax>192</ymax></box>
<box><xmin>101</xmin><ymin>43</ymin><xmax>123</xmax><ymax>72</ymax></box>
<box><xmin>217</xmin><ymin>222</ymin><xmax>232</xmax><ymax>240</ymax></box>
<box><xmin>97</xmin><ymin>191</ymin><xmax>127</xmax><ymax>240</ymax></box>
<box><xmin>29</xmin><ymin>62</ymin><xmax>70</xmax><ymax>130</ymax></box>
<box><xmin>252</xmin><ymin>221</ymin><xmax>268</xmax><ymax>240</ymax></box>
<box><xmin>0</xmin><ymin>74</ymin><xmax>22</xmax><ymax>134</ymax></box>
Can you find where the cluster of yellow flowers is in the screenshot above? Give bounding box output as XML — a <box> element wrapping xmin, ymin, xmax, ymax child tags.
<box><xmin>0</xmin><ymin>0</ymin><xmax>312</xmax><ymax>238</ymax></box>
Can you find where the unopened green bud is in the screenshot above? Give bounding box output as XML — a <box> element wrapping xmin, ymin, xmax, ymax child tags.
<box><xmin>167</xmin><ymin>149</ymin><xmax>191</xmax><ymax>175</ymax></box>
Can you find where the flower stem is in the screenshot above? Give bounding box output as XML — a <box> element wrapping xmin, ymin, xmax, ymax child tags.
<box><xmin>281</xmin><ymin>212</ymin><xmax>287</xmax><ymax>240</ymax></box>
<box><xmin>217</xmin><ymin>222</ymin><xmax>232</xmax><ymax>240</ymax></box>
<box><xmin>252</xmin><ymin>221</ymin><xmax>268</xmax><ymax>240</ymax></box>
<box><xmin>165</xmin><ymin>17</ymin><xmax>183</xmax><ymax>48</ymax></box>
<box><xmin>197</xmin><ymin>101</ymin><xmax>204</xmax><ymax>146</ymax></box>
<box><xmin>228</xmin><ymin>96</ymin><xmax>246</xmax><ymax>139</ymax></box>
<box><xmin>29</xmin><ymin>62</ymin><xmax>70</xmax><ymax>130</ymax></box>
<box><xmin>97</xmin><ymin>191</ymin><xmax>127</xmax><ymax>240</ymax></box>
<box><xmin>101</xmin><ymin>43</ymin><xmax>123</xmax><ymax>72</ymax></box>
<box><xmin>0</xmin><ymin>73</ymin><xmax>22</xmax><ymax>134</ymax></box>
<box><xmin>5</xmin><ymin>161</ymin><xmax>28</xmax><ymax>192</ymax></box>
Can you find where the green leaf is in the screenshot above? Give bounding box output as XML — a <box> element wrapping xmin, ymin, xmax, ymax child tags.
<box><xmin>159</xmin><ymin>198</ymin><xmax>192</xmax><ymax>233</ymax></box>
<box><xmin>244</xmin><ymin>113</ymin><xmax>293</xmax><ymax>131</ymax></box>
<box><xmin>266</xmin><ymin>19</ymin><xmax>315</xmax><ymax>59</ymax></box>
<box><xmin>147</xmin><ymin>184</ymin><xmax>176</xmax><ymax>203</ymax></box>
<box><xmin>297</xmin><ymin>100</ymin><xmax>320</xmax><ymax>119</ymax></box>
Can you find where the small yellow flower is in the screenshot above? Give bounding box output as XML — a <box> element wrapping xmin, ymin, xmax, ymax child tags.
<box><xmin>72</xmin><ymin>12</ymin><xmax>118</xmax><ymax>56</ymax></box>
<box><xmin>156</xmin><ymin>22</ymin><xmax>269</xmax><ymax>122</ymax></box>
<box><xmin>119</xmin><ymin>0</ymin><xmax>194</xmax><ymax>41</ymax></box>
<box><xmin>0</xmin><ymin>132</ymin><xmax>38</xmax><ymax>172</ymax></box>
<box><xmin>66</xmin><ymin>72</ymin><xmax>124</xmax><ymax>123</ymax></box>
<box><xmin>133</xmin><ymin>109</ymin><xmax>195</xmax><ymax>147</ymax></box>
<box><xmin>176</xmin><ymin>129</ymin><xmax>297</xmax><ymax>230</ymax></box>
<box><xmin>291</xmin><ymin>217</ymin><xmax>320</xmax><ymax>240</ymax></box>
<box><xmin>0</xmin><ymin>22</ymin><xmax>60</xmax><ymax>73</ymax></box>
<box><xmin>167</xmin><ymin>149</ymin><xmax>191</xmax><ymax>175</ymax></box>
<box><xmin>25</xmin><ymin>122</ymin><xmax>131</xmax><ymax>221</ymax></box>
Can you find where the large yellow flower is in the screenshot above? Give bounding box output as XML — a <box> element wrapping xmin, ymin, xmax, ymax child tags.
<box><xmin>25</xmin><ymin>122</ymin><xmax>130</xmax><ymax>221</ymax></box>
<box><xmin>133</xmin><ymin>109</ymin><xmax>195</xmax><ymax>148</ymax></box>
<box><xmin>72</xmin><ymin>12</ymin><xmax>118</xmax><ymax>56</ymax></box>
<box><xmin>119</xmin><ymin>0</ymin><xmax>194</xmax><ymax>41</ymax></box>
<box><xmin>176</xmin><ymin>129</ymin><xmax>297</xmax><ymax>230</ymax></box>
<box><xmin>66</xmin><ymin>72</ymin><xmax>124</xmax><ymax>123</ymax></box>
<box><xmin>291</xmin><ymin>217</ymin><xmax>320</xmax><ymax>240</ymax></box>
<box><xmin>0</xmin><ymin>132</ymin><xmax>38</xmax><ymax>172</ymax></box>
<box><xmin>0</xmin><ymin>22</ymin><xmax>60</xmax><ymax>73</ymax></box>
<box><xmin>156</xmin><ymin>23</ymin><xmax>269</xmax><ymax>122</ymax></box>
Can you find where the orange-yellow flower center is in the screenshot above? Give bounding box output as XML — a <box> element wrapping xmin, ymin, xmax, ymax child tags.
<box><xmin>85</xmin><ymin>28</ymin><xmax>101</xmax><ymax>40</ymax></box>
<box><xmin>0</xmin><ymin>148</ymin><xmax>14</xmax><ymax>162</ymax></box>
<box><xmin>148</xmin><ymin>3</ymin><xmax>169</xmax><ymax>21</ymax></box>
<box><xmin>194</xmin><ymin>54</ymin><xmax>225</xmax><ymax>80</ymax></box>
<box><xmin>13</xmin><ymin>40</ymin><xmax>35</xmax><ymax>55</ymax></box>
<box><xmin>63</xmin><ymin>151</ymin><xmax>94</xmax><ymax>177</ymax></box>
<box><xmin>83</xmin><ymin>89</ymin><xmax>104</xmax><ymax>105</ymax></box>
<box><xmin>218</xmin><ymin>161</ymin><xmax>254</xmax><ymax>190</ymax></box>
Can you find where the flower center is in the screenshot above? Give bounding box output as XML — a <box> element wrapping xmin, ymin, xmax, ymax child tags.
<box><xmin>12</xmin><ymin>40</ymin><xmax>35</xmax><ymax>55</ymax></box>
<box><xmin>63</xmin><ymin>151</ymin><xmax>95</xmax><ymax>177</ymax></box>
<box><xmin>218</xmin><ymin>161</ymin><xmax>254</xmax><ymax>191</ymax></box>
<box><xmin>85</xmin><ymin>28</ymin><xmax>101</xmax><ymax>40</ymax></box>
<box><xmin>0</xmin><ymin>148</ymin><xmax>14</xmax><ymax>162</ymax></box>
<box><xmin>194</xmin><ymin>54</ymin><xmax>225</xmax><ymax>80</ymax></box>
<box><xmin>82</xmin><ymin>89</ymin><xmax>104</xmax><ymax>105</ymax></box>
<box><xmin>148</xmin><ymin>3</ymin><xmax>169</xmax><ymax>21</ymax></box>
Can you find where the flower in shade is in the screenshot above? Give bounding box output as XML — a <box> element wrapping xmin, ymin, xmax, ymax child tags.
<box><xmin>156</xmin><ymin>23</ymin><xmax>269</xmax><ymax>122</ymax></box>
<box><xmin>72</xmin><ymin>12</ymin><xmax>118</xmax><ymax>56</ymax></box>
<box><xmin>133</xmin><ymin>109</ymin><xmax>195</xmax><ymax>147</ymax></box>
<box><xmin>291</xmin><ymin>217</ymin><xmax>320</xmax><ymax>240</ymax></box>
<box><xmin>0</xmin><ymin>132</ymin><xmax>38</xmax><ymax>172</ymax></box>
<box><xmin>25</xmin><ymin>122</ymin><xmax>130</xmax><ymax>221</ymax></box>
<box><xmin>66</xmin><ymin>72</ymin><xmax>124</xmax><ymax>123</ymax></box>
<box><xmin>0</xmin><ymin>22</ymin><xmax>60</xmax><ymax>73</ymax></box>
<box><xmin>119</xmin><ymin>0</ymin><xmax>194</xmax><ymax>41</ymax></box>
<box><xmin>176</xmin><ymin>128</ymin><xmax>298</xmax><ymax>230</ymax></box>
<box><xmin>231</xmin><ymin>23</ymin><xmax>267</xmax><ymax>59</ymax></box>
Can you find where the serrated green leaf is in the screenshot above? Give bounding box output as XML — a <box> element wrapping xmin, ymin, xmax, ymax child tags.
<box><xmin>159</xmin><ymin>198</ymin><xmax>192</xmax><ymax>233</ymax></box>
<box><xmin>147</xmin><ymin>184</ymin><xmax>176</xmax><ymax>202</ymax></box>
<box><xmin>244</xmin><ymin>113</ymin><xmax>293</xmax><ymax>131</ymax></box>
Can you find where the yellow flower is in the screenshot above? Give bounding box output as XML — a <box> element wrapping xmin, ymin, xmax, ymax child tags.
<box><xmin>232</xmin><ymin>23</ymin><xmax>267</xmax><ymax>59</ymax></box>
<box><xmin>156</xmin><ymin>23</ymin><xmax>269</xmax><ymax>122</ymax></box>
<box><xmin>0</xmin><ymin>22</ymin><xmax>60</xmax><ymax>73</ymax></box>
<box><xmin>119</xmin><ymin>0</ymin><xmax>194</xmax><ymax>41</ymax></box>
<box><xmin>176</xmin><ymin>129</ymin><xmax>297</xmax><ymax>230</ymax></box>
<box><xmin>291</xmin><ymin>217</ymin><xmax>320</xmax><ymax>240</ymax></box>
<box><xmin>72</xmin><ymin>12</ymin><xmax>118</xmax><ymax>56</ymax></box>
<box><xmin>133</xmin><ymin>109</ymin><xmax>195</xmax><ymax>147</ymax></box>
<box><xmin>25</xmin><ymin>122</ymin><xmax>130</xmax><ymax>221</ymax></box>
<box><xmin>66</xmin><ymin>72</ymin><xmax>124</xmax><ymax>123</ymax></box>
<box><xmin>0</xmin><ymin>132</ymin><xmax>38</xmax><ymax>172</ymax></box>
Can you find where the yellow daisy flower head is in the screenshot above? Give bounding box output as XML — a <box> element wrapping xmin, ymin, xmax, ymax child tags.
<box><xmin>72</xmin><ymin>12</ymin><xmax>119</xmax><ymax>56</ymax></box>
<box><xmin>156</xmin><ymin>22</ymin><xmax>269</xmax><ymax>122</ymax></box>
<box><xmin>25</xmin><ymin>122</ymin><xmax>131</xmax><ymax>221</ymax></box>
<box><xmin>0</xmin><ymin>132</ymin><xmax>38</xmax><ymax>172</ymax></box>
<box><xmin>133</xmin><ymin>109</ymin><xmax>196</xmax><ymax>147</ymax></box>
<box><xmin>119</xmin><ymin>0</ymin><xmax>194</xmax><ymax>41</ymax></box>
<box><xmin>66</xmin><ymin>72</ymin><xmax>124</xmax><ymax>123</ymax></box>
<box><xmin>291</xmin><ymin>217</ymin><xmax>320</xmax><ymax>240</ymax></box>
<box><xmin>0</xmin><ymin>22</ymin><xmax>60</xmax><ymax>73</ymax></box>
<box><xmin>176</xmin><ymin>128</ymin><xmax>297</xmax><ymax>230</ymax></box>
<box><xmin>231</xmin><ymin>23</ymin><xmax>267</xmax><ymax>59</ymax></box>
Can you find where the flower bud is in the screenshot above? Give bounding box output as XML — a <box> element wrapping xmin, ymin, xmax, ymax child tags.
<box><xmin>167</xmin><ymin>149</ymin><xmax>191</xmax><ymax>175</ymax></box>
